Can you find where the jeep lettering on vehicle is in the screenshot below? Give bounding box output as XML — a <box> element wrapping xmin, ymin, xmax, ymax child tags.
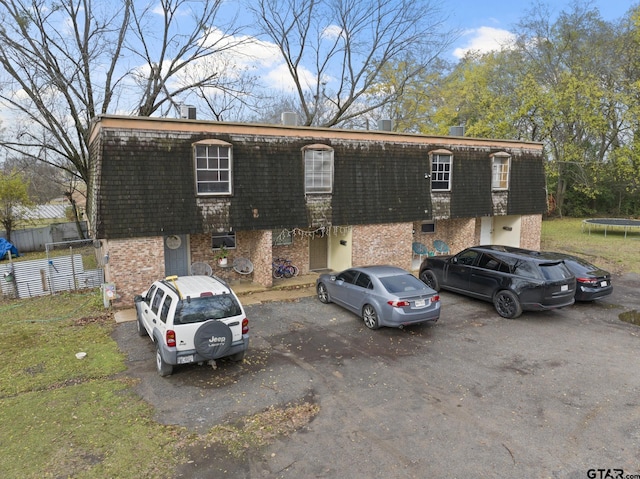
<box><xmin>134</xmin><ymin>274</ymin><xmax>250</xmax><ymax>376</ymax></box>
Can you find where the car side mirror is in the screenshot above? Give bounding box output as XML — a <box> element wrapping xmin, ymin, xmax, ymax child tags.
<box><xmin>134</xmin><ymin>295</ymin><xmax>143</xmax><ymax>303</ymax></box>
<box><xmin>450</xmin><ymin>257</ymin><xmax>457</xmax><ymax>264</ymax></box>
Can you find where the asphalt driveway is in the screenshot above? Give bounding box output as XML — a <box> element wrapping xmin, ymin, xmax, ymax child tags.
<box><xmin>113</xmin><ymin>273</ymin><xmax>640</xmax><ymax>478</ymax></box>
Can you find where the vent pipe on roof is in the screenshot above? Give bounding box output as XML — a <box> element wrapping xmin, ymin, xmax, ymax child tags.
<box><xmin>180</xmin><ymin>105</ymin><xmax>196</xmax><ymax>119</ymax></box>
<box><xmin>449</xmin><ymin>125</ymin><xmax>465</xmax><ymax>136</ymax></box>
<box><xmin>281</xmin><ymin>111</ymin><xmax>299</xmax><ymax>126</ymax></box>
<box><xmin>378</xmin><ymin>119</ymin><xmax>393</xmax><ymax>131</ymax></box>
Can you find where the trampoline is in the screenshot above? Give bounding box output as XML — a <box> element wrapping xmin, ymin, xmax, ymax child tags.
<box><xmin>582</xmin><ymin>218</ymin><xmax>640</xmax><ymax>238</ymax></box>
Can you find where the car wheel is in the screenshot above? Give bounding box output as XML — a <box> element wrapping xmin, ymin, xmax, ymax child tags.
<box><xmin>493</xmin><ymin>290</ymin><xmax>523</xmax><ymax>319</ymax></box>
<box><xmin>317</xmin><ymin>282</ymin><xmax>331</xmax><ymax>303</ymax></box>
<box><xmin>136</xmin><ymin>313</ymin><xmax>146</xmax><ymax>337</ymax></box>
<box><xmin>194</xmin><ymin>320</ymin><xmax>233</xmax><ymax>360</ymax></box>
<box><xmin>362</xmin><ymin>304</ymin><xmax>380</xmax><ymax>330</ymax></box>
<box><xmin>419</xmin><ymin>270</ymin><xmax>439</xmax><ymax>291</ymax></box>
<box><xmin>156</xmin><ymin>343</ymin><xmax>173</xmax><ymax>377</ymax></box>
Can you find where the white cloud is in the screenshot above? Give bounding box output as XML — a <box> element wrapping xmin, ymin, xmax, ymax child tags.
<box><xmin>453</xmin><ymin>26</ymin><xmax>516</xmax><ymax>59</ymax></box>
<box><xmin>321</xmin><ymin>24</ymin><xmax>343</xmax><ymax>40</ymax></box>
<box><xmin>198</xmin><ymin>28</ymin><xmax>318</xmax><ymax>93</ymax></box>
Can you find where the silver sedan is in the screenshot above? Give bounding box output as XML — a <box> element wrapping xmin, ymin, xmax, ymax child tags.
<box><xmin>316</xmin><ymin>265</ymin><xmax>440</xmax><ymax>329</ymax></box>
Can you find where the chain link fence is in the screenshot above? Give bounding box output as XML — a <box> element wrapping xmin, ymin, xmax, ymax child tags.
<box><xmin>1</xmin><ymin>239</ymin><xmax>104</xmax><ymax>299</ymax></box>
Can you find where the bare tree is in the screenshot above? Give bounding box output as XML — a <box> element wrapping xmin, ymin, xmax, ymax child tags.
<box><xmin>0</xmin><ymin>0</ymin><xmax>249</xmax><ymax>195</ymax></box>
<box><xmin>248</xmin><ymin>0</ymin><xmax>456</xmax><ymax>127</ymax></box>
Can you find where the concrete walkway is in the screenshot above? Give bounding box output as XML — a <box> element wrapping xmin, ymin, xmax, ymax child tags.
<box><xmin>114</xmin><ymin>273</ymin><xmax>319</xmax><ymax>323</ymax></box>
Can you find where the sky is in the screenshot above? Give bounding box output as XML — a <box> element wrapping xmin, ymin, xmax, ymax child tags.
<box><xmin>446</xmin><ymin>0</ymin><xmax>635</xmax><ymax>59</ymax></box>
<box><xmin>216</xmin><ymin>0</ymin><xmax>636</xmax><ymax>95</ymax></box>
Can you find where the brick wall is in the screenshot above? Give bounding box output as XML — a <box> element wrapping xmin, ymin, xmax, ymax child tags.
<box><xmin>520</xmin><ymin>214</ymin><xmax>542</xmax><ymax>250</ymax></box>
<box><xmin>352</xmin><ymin>223</ymin><xmax>413</xmax><ymax>270</ymax></box>
<box><xmin>104</xmin><ymin>236</ymin><xmax>164</xmax><ymax>307</ymax></box>
<box><xmin>103</xmin><ymin>214</ymin><xmax>543</xmax><ymax>308</ymax></box>
<box><xmin>412</xmin><ymin>218</ymin><xmax>476</xmax><ymax>255</ymax></box>
<box><xmin>190</xmin><ymin>230</ymin><xmax>274</xmax><ymax>287</ymax></box>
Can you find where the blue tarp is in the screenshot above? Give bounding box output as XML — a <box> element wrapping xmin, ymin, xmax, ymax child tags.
<box><xmin>0</xmin><ymin>238</ymin><xmax>19</xmax><ymax>260</ymax></box>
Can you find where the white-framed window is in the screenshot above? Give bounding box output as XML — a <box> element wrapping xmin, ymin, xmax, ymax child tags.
<box><xmin>304</xmin><ymin>144</ymin><xmax>333</xmax><ymax>193</ymax></box>
<box><xmin>491</xmin><ymin>153</ymin><xmax>511</xmax><ymax>190</ymax></box>
<box><xmin>430</xmin><ymin>150</ymin><xmax>452</xmax><ymax>191</ymax></box>
<box><xmin>194</xmin><ymin>139</ymin><xmax>232</xmax><ymax>195</ymax></box>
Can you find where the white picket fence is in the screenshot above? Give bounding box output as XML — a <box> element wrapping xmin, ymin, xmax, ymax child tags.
<box><xmin>0</xmin><ymin>254</ymin><xmax>104</xmax><ymax>299</ymax></box>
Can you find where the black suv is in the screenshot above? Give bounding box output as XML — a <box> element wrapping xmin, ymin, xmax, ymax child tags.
<box><xmin>418</xmin><ymin>245</ymin><xmax>576</xmax><ymax>318</ymax></box>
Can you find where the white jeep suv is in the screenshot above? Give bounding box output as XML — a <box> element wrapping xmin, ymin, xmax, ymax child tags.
<box><xmin>134</xmin><ymin>275</ymin><xmax>249</xmax><ymax>376</ymax></box>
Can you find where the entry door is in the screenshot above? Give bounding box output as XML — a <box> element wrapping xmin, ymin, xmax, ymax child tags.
<box><xmin>480</xmin><ymin>217</ymin><xmax>493</xmax><ymax>245</ymax></box>
<box><xmin>309</xmin><ymin>234</ymin><xmax>328</xmax><ymax>270</ymax></box>
<box><xmin>164</xmin><ymin>234</ymin><xmax>189</xmax><ymax>276</ymax></box>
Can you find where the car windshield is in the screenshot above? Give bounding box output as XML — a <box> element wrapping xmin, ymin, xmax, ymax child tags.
<box><xmin>174</xmin><ymin>294</ymin><xmax>241</xmax><ymax>324</ymax></box>
<box><xmin>539</xmin><ymin>262</ymin><xmax>573</xmax><ymax>281</ymax></box>
<box><xmin>380</xmin><ymin>274</ymin><xmax>428</xmax><ymax>294</ymax></box>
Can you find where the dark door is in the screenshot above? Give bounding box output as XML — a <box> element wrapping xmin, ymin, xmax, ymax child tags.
<box><xmin>309</xmin><ymin>234</ymin><xmax>328</xmax><ymax>270</ymax></box>
<box><xmin>164</xmin><ymin>234</ymin><xmax>189</xmax><ymax>276</ymax></box>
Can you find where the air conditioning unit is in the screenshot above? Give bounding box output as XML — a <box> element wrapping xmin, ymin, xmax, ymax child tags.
<box><xmin>378</xmin><ymin>119</ymin><xmax>393</xmax><ymax>131</ymax></box>
<box><xmin>180</xmin><ymin>105</ymin><xmax>196</xmax><ymax>120</ymax></box>
<box><xmin>281</xmin><ymin>111</ymin><xmax>299</xmax><ymax>126</ymax></box>
<box><xmin>449</xmin><ymin>126</ymin><xmax>465</xmax><ymax>136</ymax></box>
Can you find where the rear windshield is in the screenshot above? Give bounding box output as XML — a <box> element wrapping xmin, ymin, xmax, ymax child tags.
<box><xmin>174</xmin><ymin>294</ymin><xmax>242</xmax><ymax>325</ymax></box>
<box><xmin>539</xmin><ymin>262</ymin><xmax>573</xmax><ymax>281</ymax></box>
<box><xmin>380</xmin><ymin>274</ymin><xmax>428</xmax><ymax>294</ymax></box>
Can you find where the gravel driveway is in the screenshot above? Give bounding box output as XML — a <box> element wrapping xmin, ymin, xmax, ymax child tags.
<box><xmin>113</xmin><ymin>273</ymin><xmax>640</xmax><ymax>478</ymax></box>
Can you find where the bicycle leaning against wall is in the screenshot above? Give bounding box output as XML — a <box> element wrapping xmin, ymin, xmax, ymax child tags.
<box><xmin>272</xmin><ymin>258</ymin><xmax>297</xmax><ymax>279</ymax></box>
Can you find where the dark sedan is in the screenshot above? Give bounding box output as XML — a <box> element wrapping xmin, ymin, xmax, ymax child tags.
<box><xmin>419</xmin><ymin>245</ymin><xmax>576</xmax><ymax>319</ymax></box>
<box><xmin>316</xmin><ymin>265</ymin><xmax>440</xmax><ymax>329</ymax></box>
<box><xmin>542</xmin><ymin>252</ymin><xmax>613</xmax><ymax>301</ymax></box>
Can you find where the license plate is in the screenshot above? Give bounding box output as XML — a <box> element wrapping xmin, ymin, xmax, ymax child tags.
<box><xmin>561</xmin><ymin>285</ymin><xmax>568</xmax><ymax>291</ymax></box>
<box><xmin>415</xmin><ymin>299</ymin><xmax>426</xmax><ymax>307</ymax></box>
<box><xmin>177</xmin><ymin>355</ymin><xmax>194</xmax><ymax>364</ymax></box>
<box><xmin>600</xmin><ymin>281</ymin><xmax>608</xmax><ymax>287</ymax></box>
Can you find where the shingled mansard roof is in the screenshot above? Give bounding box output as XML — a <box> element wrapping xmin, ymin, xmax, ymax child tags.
<box><xmin>88</xmin><ymin>115</ymin><xmax>546</xmax><ymax>240</ymax></box>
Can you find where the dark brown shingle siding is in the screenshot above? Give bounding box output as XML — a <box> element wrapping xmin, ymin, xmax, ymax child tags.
<box><xmin>508</xmin><ymin>155</ymin><xmax>547</xmax><ymax>215</ymax></box>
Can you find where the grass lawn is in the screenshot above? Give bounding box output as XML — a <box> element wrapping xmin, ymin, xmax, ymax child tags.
<box><xmin>540</xmin><ymin>217</ymin><xmax>640</xmax><ymax>275</ymax></box>
<box><xmin>0</xmin><ymin>290</ymin><xmax>316</xmax><ymax>478</ymax></box>
<box><xmin>0</xmin><ymin>217</ymin><xmax>636</xmax><ymax>477</ymax></box>
<box><xmin>0</xmin><ymin>292</ymin><xmax>185</xmax><ymax>478</ymax></box>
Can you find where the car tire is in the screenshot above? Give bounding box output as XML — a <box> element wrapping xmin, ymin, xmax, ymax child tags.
<box><xmin>136</xmin><ymin>313</ymin><xmax>146</xmax><ymax>337</ymax></box>
<box><xmin>194</xmin><ymin>320</ymin><xmax>233</xmax><ymax>360</ymax></box>
<box><xmin>419</xmin><ymin>270</ymin><xmax>439</xmax><ymax>291</ymax></box>
<box><xmin>493</xmin><ymin>290</ymin><xmax>523</xmax><ymax>319</ymax></box>
<box><xmin>156</xmin><ymin>343</ymin><xmax>173</xmax><ymax>377</ymax></box>
<box><xmin>317</xmin><ymin>282</ymin><xmax>331</xmax><ymax>303</ymax></box>
<box><xmin>362</xmin><ymin>304</ymin><xmax>380</xmax><ymax>330</ymax></box>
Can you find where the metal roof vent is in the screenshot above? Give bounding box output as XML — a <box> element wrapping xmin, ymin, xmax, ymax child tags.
<box><xmin>449</xmin><ymin>125</ymin><xmax>465</xmax><ymax>136</ymax></box>
<box><xmin>180</xmin><ymin>105</ymin><xmax>196</xmax><ymax>120</ymax></box>
<box><xmin>378</xmin><ymin>119</ymin><xmax>393</xmax><ymax>131</ymax></box>
<box><xmin>281</xmin><ymin>111</ymin><xmax>299</xmax><ymax>126</ymax></box>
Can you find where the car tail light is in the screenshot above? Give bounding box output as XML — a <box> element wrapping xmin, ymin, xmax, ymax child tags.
<box><xmin>166</xmin><ymin>330</ymin><xmax>176</xmax><ymax>347</ymax></box>
<box><xmin>388</xmin><ymin>300</ymin><xmax>410</xmax><ymax>307</ymax></box>
<box><xmin>431</xmin><ymin>295</ymin><xmax>440</xmax><ymax>303</ymax></box>
<box><xmin>577</xmin><ymin>277</ymin><xmax>598</xmax><ymax>286</ymax></box>
<box><xmin>242</xmin><ymin>318</ymin><xmax>249</xmax><ymax>334</ymax></box>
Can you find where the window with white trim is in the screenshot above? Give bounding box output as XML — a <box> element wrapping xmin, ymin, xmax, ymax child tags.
<box><xmin>491</xmin><ymin>153</ymin><xmax>511</xmax><ymax>190</ymax></box>
<box><xmin>430</xmin><ymin>151</ymin><xmax>452</xmax><ymax>191</ymax></box>
<box><xmin>194</xmin><ymin>140</ymin><xmax>232</xmax><ymax>195</ymax></box>
<box><xmin>304</xmin><ymin>145</ymin><xmax>334</xmax><ymax>193</ymax></box>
